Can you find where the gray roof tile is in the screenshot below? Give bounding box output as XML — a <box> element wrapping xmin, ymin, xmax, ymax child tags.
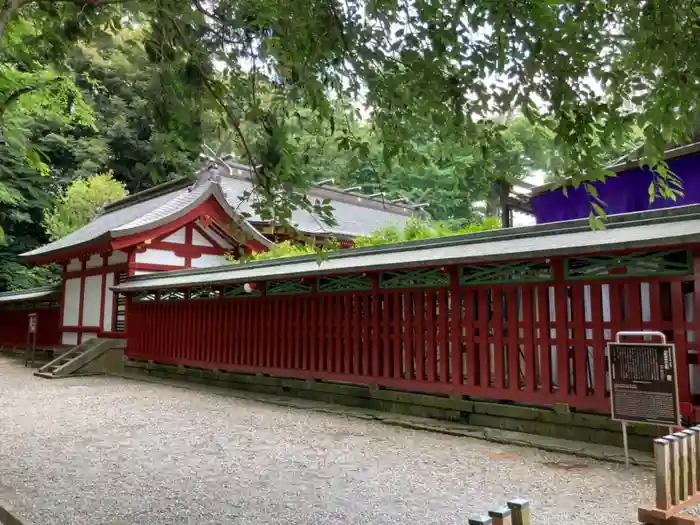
<box><xmin>23</xmin><ymin>164</ymin><xmax>415</xmax><ymax>259</ymax></box>
<box><xmin>113</xmin><ymin>205</ymin><xmax>700</xmax><ymax>293</ymax></box>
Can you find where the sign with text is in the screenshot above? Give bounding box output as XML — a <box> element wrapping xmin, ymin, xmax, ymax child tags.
<box><xmin>607</xmin><ymin>341</ymin><xmax>680</xmax><ymax>426</ymax></box>
<box><xmin>27</xmin><ymin>313</ymin><xmax>38</xmax><ymax>335</ymax></box>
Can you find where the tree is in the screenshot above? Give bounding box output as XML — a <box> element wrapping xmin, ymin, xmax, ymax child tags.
<box><xmin>1</xmin><ymin>0</ymin><xmax>699</xmax><ymax>227</ymax></box>
<box><xmin>43</xmin><ymin>172</ymin><xmax>127</xmax><ymax>241</ymax></box>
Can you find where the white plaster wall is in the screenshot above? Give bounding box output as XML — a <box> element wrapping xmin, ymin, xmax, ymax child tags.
<box><xmin>162</xmin><ymin>228</ymin><xmax>187</xmax><ymax>244</ymax></box>
<box><xmin>82</xmin><ymin>333</ymin><xmax>97</xmax><ymax>342</ymax></box>
<box><xmin>134</xmin><ymin>249</ymin><xmax>185</xmax><ymax>266</ymax></box>
<box><xmin>108</xmin><ymin>250</ymin><xmax>128</xmax><ymax>264</ymax></box>
<box><xmin>62</xmin><ymin>332</ymin><xmax>78</xmax><ymax>346</ymax></box>
<box><xmin>190</xmin><ymin>254</ymin><xmax>228</xmax><ymax>268</ymax></box>
<box><xmin>82</xmin><ymin>275</ymin><xmax>102</xmax><ymax>327</ymax></box>
<box><xmin>66</xmin><ymin>258</ymin><xmax>82</xmax><ymax>272</ymax></box>
<box><xmin>102</xmin><ymin>273</ymin><xmax>114</xmax><ymax>332</ymax></box>
<box><xmin>192</xmin><ymin>229</ymin><xmax>213</xmax><ymax>247</ymax></box>
<box><xmin>86</xmin><ymin>254</ymin><xmax>103</xmax><ymax>269</ymax></box>
<box><xmin>62</xmin><ymin>278</ymin><xmax>81</xmax><ymax>326</ymax></box>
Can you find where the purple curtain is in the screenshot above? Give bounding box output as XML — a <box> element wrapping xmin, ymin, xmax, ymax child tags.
<box><xmin>532</xmin><ymin>153</ymin><xmax>700</xmax><ymax>223</ymax></box>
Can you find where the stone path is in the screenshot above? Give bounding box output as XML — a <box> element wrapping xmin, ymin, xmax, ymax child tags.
<box><xmin>0</xmin><ymin>357</ymin><xmax>656</xmax><ymax>525</ymax></box>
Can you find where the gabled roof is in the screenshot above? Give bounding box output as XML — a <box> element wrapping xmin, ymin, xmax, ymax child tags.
<box><xmin>22</xmin><ymin>162</ymin><xmax>418</xmax><ymax>262</ymax></box>
<box><xmin>114</xmin><ymin>203</ymin><xmax>700</xmax><ymax>294</ymax></box>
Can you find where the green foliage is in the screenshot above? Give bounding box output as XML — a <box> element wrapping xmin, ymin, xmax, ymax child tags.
<box><xmin>354</xmin><ymin>217</ymin><xmax>501</xmax><ymax>247</ymax></box>
<box><xmin>43</xmin><ymin>172</ymin><xmax>128</xmax><ymax>241</ymax></box>
<box><xmin>239</xmin><ymin>217</ymin><xmax>501</xmax><ymax>263</ymax></box>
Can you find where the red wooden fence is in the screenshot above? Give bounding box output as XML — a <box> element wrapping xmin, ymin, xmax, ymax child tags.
<box><xmin>0</xmin><ymin>306</ymin><xmax>61</xmax><ymax>347</ymax></box>
<box><xmin>125</xmin><ymin>252</ymin><xmax>700</xmax><ymax>416</ymax></box>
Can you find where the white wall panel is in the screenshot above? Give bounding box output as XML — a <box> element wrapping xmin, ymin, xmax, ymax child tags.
<box><xmin>134</xmin><ymin>249</ymin><xmax>185</xmax><ymax>266</ymax></box>
<box><xmin>133</xmin><ymin>271</ymin><xmax>154</xmax><ymax>276</ymax></box>
<box><xmin>62</xmin><ymin>278</ymin><xmax>81</xmax><ymax>326</ymax></box>
<box><xmin>192</xmin><ymin>229</ymin><xmax>213</xmax><ymax>247</ymax></box>
<box><xmin>86</xmin><ymin>254</ymin><xmax>103</xmax><ymax>269</ymax></box>
<box><xmin>61</xmin><ymin>332</ymin><xmax>78</xmax><ymax>346</ymax></box>
<box><xmin>102</xmin><ymin>273</ymin><xmax>114</xmax><ymax>332</ymax></box>
<box><xmin>162</xmin><ymin>227</ymin><xmax>187</xmax><ymax>244</ymax></box>
<box><xmin>66</xmin><ymin>258</ymin><xmax>82</xmax><ymax>272</ymax></box>
<box><xmin>82</xmin><ymin>333</ymin><xmax>97</xmax><ymax>342</ymax></box>
<box><xmin>82</xmin><ymin>275</ymin><xmax>102</xmax><ymax>327</ymax></box>
<box><xmin>190</xmin><ymin>254</ymin><xmax>228</xmax><ymax>268</ymax></box>
<box><xmin>108</xmin><ymin>250</ymin><xmax>128</xmax><ymax>264</ymax></box>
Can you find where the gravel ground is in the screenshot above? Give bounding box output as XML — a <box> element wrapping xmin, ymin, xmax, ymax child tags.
<box><xmin>0</xmin><ymin>357</ymin><xmax>657</xmax><ymax>525</ymax></box>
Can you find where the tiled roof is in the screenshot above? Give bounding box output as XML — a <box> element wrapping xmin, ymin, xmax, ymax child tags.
<box><xmin>22</xmin><ymin>163</ymin><xmax>417</xmax><ymax>260</ymax></box>
<box><xmin>0</xmin><ymin>286</ymin><xmax>60</xmax><ymax>304</ymax></box>
<box><xmin>113</xmin><ymin>203</ymin><xmax>700</xmax><ymax>293</ymax></box>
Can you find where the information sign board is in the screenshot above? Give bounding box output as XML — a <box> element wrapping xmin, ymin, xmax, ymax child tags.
<box><xmin>607</xmin><ymin>341</ymin><xmax>680</xmax><ymax>427</ymax></box>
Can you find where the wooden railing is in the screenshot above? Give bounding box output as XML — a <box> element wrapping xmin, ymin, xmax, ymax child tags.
<box><xmin>468</xmin><ymin>499</ymin><xmax>531</xmax><ymax>525</ymax></box>
<box><xmin>639</xmin><ymin>428</ymin><xmax>700</xmax><ymax>524</ymax></box>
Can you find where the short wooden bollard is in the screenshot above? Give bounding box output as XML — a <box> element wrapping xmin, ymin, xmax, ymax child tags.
<box><xmin>639</xmin><ymin>427</ymin><xmax>700</xmax><ymax>524</ymax></box>
<box><xmin>468</xmin><ymin>499</ymin><xmax>530</xmax><ymax>525</ymax></box>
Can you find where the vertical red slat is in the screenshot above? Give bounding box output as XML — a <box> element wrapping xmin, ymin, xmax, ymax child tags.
<box><xmin>627</xmin><ymin>282</ymin><xmax>643</xmax><ymax>331</ymax></box>
<box><xmin>571</xmin><ymin>285</ymin><xmax>588</xmax><ymax>397</ymax></box>
<box><xmin>536</xmin><ymin>286</ymin><xmax>552</xmax><ymax>393</ymax></box>
<box><xmin>300</xmin><ymin>296</ymin><xmax>308</xmax><ymax>370</ymax></box>
<box><xmin>671</xmin><ymin>281</ymin><xmax>691</xmax><ymax>406</ymax></box>
<box><xmin>381</xmin><ymin>293</ymin><xmax>391</xmax><ymax>378</ymax></box>
<box><xmin>425</xmin><ymin>291</ymin><xmax>437</xmax><ymax>382</ymax></box>
<box><xmin>438</xmin><ymin>289</ymin><xmax>449</xmax><ymax>383</ymax></box>
<box><xmin>609</xmin><ymin>282</ymin><xmax>623</xmax><ymax>345</ymax></box>
<box><xmin>451</xmin><ymin>286</ymin><xmax>462</xmax><ymax>386</ymax></box>
<box><xmin>589</xmin><ymin>284</ymin><xmax>607</xmax><ymax>400</ymax></box>
<box><xmin>506</xmin><ymin>287</ymin><xmax>519</xmax><ymax>391</ymax></box>
<box><xmin>323</xmin><ymin>295</ymin><xmax>331</xmax><ymax>373</ymax></box>
<box><xmin>553</xmin><ymin>269</ymin><xmax>569</xmax><ymax>397</ymax></box>
<box><xmin>362</xmin><ymin>294</ymin><xmax>371</xmax><ymax>376</ymax></box>
<box><xmin>309</xmin><ymin>296</ymin><xmax>318</xmax><ymax>372</ymax></box>
<box><xmin>371</xmin><ymin>287</ymin><xmax>381</xmax><ymax>378</ymax></box>
<box><xmin>477</xmin><ymin>288</ymin><xmax>490</xmax><ymax>388</ymax></box>
<box><xmin>402</xmin><ymin>291</ymin><xmax>413</xmax><ymax>380</ymax></box>
<box><xmin>344</xmin><ymin>294</ymin><xmax>352</xmax><ymax>374</ymax></box>
<box><xmin>334</xmin><ymin>295</ymin><xmax>343</xmax><ymax>373</ymax></box>
<box><xmin>649</xmin><ymin>280</ymin><xmax>663</xmax><ymax>328</ymax></box>
<box><xmin>353</xmin><ymin>295</ymin><xmax>361</xmax><ymax>375</ymax></box>
<box><xmin>521</xmin><ymin>287</ymin><xmax>535</xmax><ymax>393</ymax></box>
<box><xmin>491</xmin><ymin>287</ymin><xmax>504</xmax><ymax>389</ymax></box>
<box><xmin>415</xmin><ymin>292</ymin><xmax>425</xmax><ymax>381</ymax></box>
<box><xmin>393</xmin><ymin>292</ymin><xmax>402</xmax><ymax>378</ymax></box>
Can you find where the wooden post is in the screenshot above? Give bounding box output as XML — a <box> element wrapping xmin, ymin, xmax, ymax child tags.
<box><xmin>655</xmin><ymin>438</ymin><xmax>672</xmax><ymax>510</ymax></box>
<box><xmin>507</xmin><ymin>499</ymin><xmax>531</xmax><ymax>525</ymax></box>
<box><xmin>667</xmin><ymin>435</ymin><xmax>681</xmax><ymax>505</ymax></box>
<box><xmin>693</xmin><ymin>426</ymin><xmax>700</xmax><ymax>492</ymax></box>
<box><xmin>683</xmin><ymin>428</ymin><xmax>697</xmax><ymax>498</ymax></box>
<box><xmin>468</xmin><ymin>517</ymin><xmax>492</xmax><ymax>525</ymax></box>
<box><xmin>488</xmin><ymin>506</ymin><xmax>512</xmax><ymax>525</ymax></box>
<box><xmin>675</xmin><ymin>431</ymin><xmax>690</xmax><ymax>501</ymax></box>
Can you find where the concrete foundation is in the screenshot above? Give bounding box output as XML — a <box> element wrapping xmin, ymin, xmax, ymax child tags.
<box><xmin>123</xmin><ymin>359</ymin><xmax>660</xmax><ymax>452</ymax></box>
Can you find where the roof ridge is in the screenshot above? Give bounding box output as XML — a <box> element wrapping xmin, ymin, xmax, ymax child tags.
<box><xmin>101</xmin><ymin>176</ymin><xmax>194</xmax><ymax>214</ymax></box>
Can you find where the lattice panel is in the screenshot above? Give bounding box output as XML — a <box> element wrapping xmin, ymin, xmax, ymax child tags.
<box><xmin>379</xmin><ymin>268</ymin><xmax>449</xmax><ymax>289</ymax></box>
<box><xmin>133</xmin><ymin>291</ymin><xmax>158</xmax><ymax>302</ymax></box>
<box><xmin>317</xmin><ymin>274</ymin><xmax>372</xmax><ymax>293</ymax></box>
<box><xmin>223</xmin><ymin>285</ymin><xmax>261</xmax><ymax>298</ymax></box>
<box><xmin>565</xmin><ymin>249</ymin><xmax>692</xmax><ymax>280</ymax></box>
<box><xmin>266</xmin><ymin>279</ymin><xmax>312</xmax><ymax>296</ymax></box>
<box><xmin>188</xmin><ymin>287</ymin><xmax>220</xmax><ymax>300</ymax></box>
<box><xmin>160</xmin><ymin>290</ymin><xmax>186</xmax><ymax>301</ymax></box>
<box><xmin>460</xmin><ymin>260</ymin><xmax>553</xmax><ymax>285</ymax></box>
